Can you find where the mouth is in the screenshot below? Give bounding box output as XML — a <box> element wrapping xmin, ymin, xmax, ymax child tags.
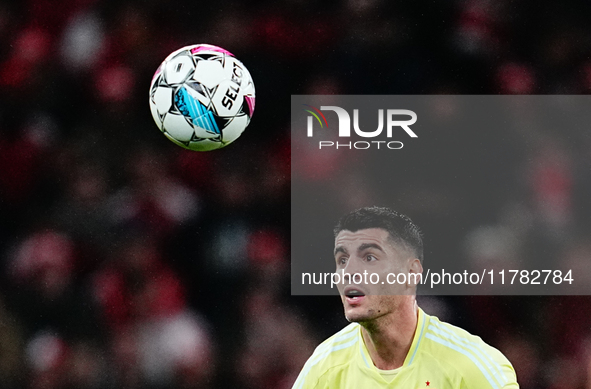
<box><xmin>343</xmin><ymin>286</ymin><xmax>366</xmax><ymax>304</ymax></box>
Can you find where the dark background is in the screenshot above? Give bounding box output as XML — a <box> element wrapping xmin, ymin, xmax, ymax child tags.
<box><xmin>1</xmin><ymin>0</ymin><xmax>591</xmax><ymax>388</ymax></box>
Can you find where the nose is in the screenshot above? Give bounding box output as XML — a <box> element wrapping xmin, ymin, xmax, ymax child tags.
<box><xmin>342</xmin><ymin>256</ymin><xmax>364</xmax><ymax>275</ymax></box>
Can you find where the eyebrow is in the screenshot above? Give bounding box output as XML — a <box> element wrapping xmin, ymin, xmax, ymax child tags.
<box><xmin>334</xmin><ymin>242</ymin><xmax>385</xmax><ymax>256</ymax></box>
<box><xmin>358</xmin><ymin>243</ymin><xmax>385</xmax><ymax>253</ymax></box>
<box><xmin>334</xmin><ymin>246</ymin><xmax>348</xmax><ymax>256</ymax></box>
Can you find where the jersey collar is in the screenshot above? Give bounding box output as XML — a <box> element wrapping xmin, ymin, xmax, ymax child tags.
<box><xmin>404</xmin><ymin>307</ymin><xmax>428</xmax><ymax>366</ymax></box>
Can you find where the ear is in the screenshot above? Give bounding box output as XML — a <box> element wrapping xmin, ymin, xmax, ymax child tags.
<box><xmin>407</xmin><ymin>258</ymin><xmax>423</xmax><ymax>288</ymax></box>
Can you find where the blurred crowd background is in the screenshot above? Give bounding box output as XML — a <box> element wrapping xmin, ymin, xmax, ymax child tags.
<box><xmin>1</xmin><ymin>0</ymin><xmax>591</xmax><ymax>388</ymax></box>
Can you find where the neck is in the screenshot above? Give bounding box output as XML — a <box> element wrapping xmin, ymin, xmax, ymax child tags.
<box><xmin>360</xmin><ymin>298</ymin><xmax>419</xmax><ymax>370</ymax></box>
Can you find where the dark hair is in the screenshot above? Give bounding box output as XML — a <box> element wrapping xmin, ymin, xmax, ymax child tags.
<box><xmin>334</xmin><ymin>206</ymin><xmax>423</xmax><ymax>262</ymax></box>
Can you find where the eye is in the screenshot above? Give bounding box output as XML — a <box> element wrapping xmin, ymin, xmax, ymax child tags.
<box><xmin>337</xmin><ymin>256</ymin><xmax>348</xmax><ymax>266</ymax></box>
<box><xmin>365</xmin><ymin>254</ymin><xmax>377</xmax><ymax>262</ymax></box>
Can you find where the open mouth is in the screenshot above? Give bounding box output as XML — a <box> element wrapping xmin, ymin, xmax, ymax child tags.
<box><xmin>344</xmin><ymin>286</ymin><xmax>366</xmax><ymax>303</ymax></box>
<box><xmin>345</xmin><ymin>289</ymin><xmax>365</xmax><ymax>298</ymax></box>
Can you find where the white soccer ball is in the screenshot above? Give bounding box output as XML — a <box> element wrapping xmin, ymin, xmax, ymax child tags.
<box><xmin>149</xmin><ymin>44</ymin><xmax>255</xmax><ymax>151</ymax></box>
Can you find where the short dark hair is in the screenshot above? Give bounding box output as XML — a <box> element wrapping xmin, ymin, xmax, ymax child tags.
<box><xmin>334</xmin><ymin>206</ymin><xmax>423</xmax><ymax>262</ymax></box>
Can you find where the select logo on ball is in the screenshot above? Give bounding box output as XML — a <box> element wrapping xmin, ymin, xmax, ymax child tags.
<box><xmin>149</xmin><ymin>44</ymin><xmax>255</xmax><ymax>152</ymax></box>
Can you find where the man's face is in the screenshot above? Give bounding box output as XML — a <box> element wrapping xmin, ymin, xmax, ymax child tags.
<box><xmin>334</xmin><ymin>228</ymin><xmax>419</xmax><ymax>323</ymax></box>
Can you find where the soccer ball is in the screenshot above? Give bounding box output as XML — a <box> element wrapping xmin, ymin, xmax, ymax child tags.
<box><xmin>149</xmin><ymin>44</ymin><xmax>255</xmax><ymax>151</ymax></box>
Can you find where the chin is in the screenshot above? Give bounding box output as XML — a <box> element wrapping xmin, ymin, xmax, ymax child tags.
<box><xmin>344</xmin><ymin>307</ymin><xmax>375</xmax><ymax>323</ymax></box>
